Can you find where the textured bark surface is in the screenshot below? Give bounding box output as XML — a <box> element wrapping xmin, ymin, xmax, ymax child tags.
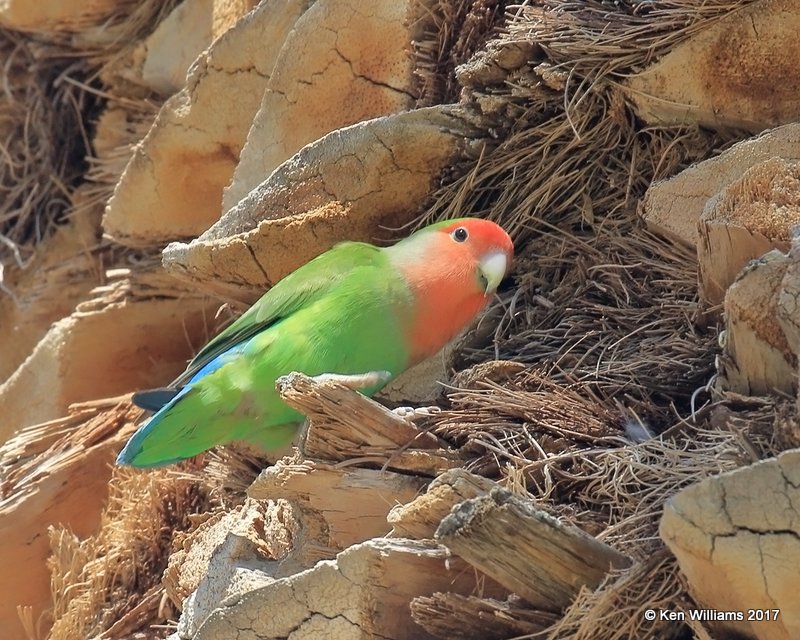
<box><xmin>436</xmin><ymin>488</ymin><xmax>632</xmax><ymax>612</ymax></box>
<box><xmin>388</xmin><ymin>468</ymin><xmax>496</xmax><ymax>539</ymax></box>
<box><xmin>223</xmin><ymin>0</ymin><xmax>427</xmax><ymax>211</ymax></box>
<box><xmin>0</xmin><ymin>399</ymin><xmax>137</xmax><ymax>639</ymax></box>
<box><xmin>661</xmin><ymin>448</ymin><xmax>800</xmax><ymax>640</ymax></box>
<box><xmin>698</xmin><ymin>158</ymin><xmax>800</xmax><ymax>308</ymax></box>
<box><xmin>625</xmin><ymin>0</ymin><xmax>800</xmax><ymax>132</ymax></box>
<box><xmin>641</xmin><ymin>123</ymin><xmax>800</xmax><ymax>248</ymax></box>
<box><xmin>162</xmin><ymin>105</ymin><xmax>489</xmax><ymax>301</ymax></box>
<box><xmin>194</xmin><ymin>538</ymin><xmax>508</xmax><ymax>640</ymax></box>
<box><xmin>248</xmin><ymin>456</ymin><xmax>427</xmax><ymax>562</ymax></box>
<box><xmin>104</xmin><ymin>0</ymin><xmax>309</xmax><ymax>245</ymax></box>
<box><xmin>720</xmin><ymin>250</ymin><xmax>795</xmax><ymax>396</ymax></box>
<box><xmin>138</xmin><ymin>0</ymin><xmax>259</xmax><ymax>95</ymax></box>
<box><xmin>0</xmin><ymin>268</ymin><xmax>216</xmax><ymax>442</ymax></box>
<box><xmin>277</xmin><ymin>372</ymin><xmax>461</xmax><ymax>476</ymax></box>
<box><xmin>0</xmin><ymin>211</ymin><xmax>102</xmax><ymax>382</ymax></box>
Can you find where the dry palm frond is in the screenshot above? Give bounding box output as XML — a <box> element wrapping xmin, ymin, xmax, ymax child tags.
<box><xmin>0</xmin><ymin>0</ymin><xmax>180</xmax><ymax>276</ymax></box>
<box><xmin>412</xmin><ymin>591</ymin><xmax>558</xmax><ymax>639</ymax></box>
<box><xmin>0</xmin><ymin>397</ymin><xmax>134</xmax><ymax>502</ymax></box>
<box><xmin>450</xmin><ymin>219</ymin><xmax>717</xmax><ymax>431</ymax></box>
<box><xmin>428</xmin><ymin>392</ymin><xmax>782</xmax><ymax>637</ymax></box>
<box><xmin>544</xmin><ymin>550</ymin><xmax>688</xmax><ymax>640</ymax></box>
<box><xmin>0</xmin><ymin>30</ymin><xmax>86</xmax><ymax>270</ymax></box>
<box><xmin>48</xmin><ymin>464</ymin><xmax>211</xmax><ymax>640</ymax></box>
<box><xmin>422</xmin><ymin>1</ymin><xmax>755</xmax><ymax>244</ymax></box>
<box><xmin>15</xmin><ymin>1</ymin><xmax>791</xmax><ymax>639</ymax></box>
<box><xmin>414</xmin><ymin>0</ymin><xmax>508</xmax><ymax>106</ymax></box>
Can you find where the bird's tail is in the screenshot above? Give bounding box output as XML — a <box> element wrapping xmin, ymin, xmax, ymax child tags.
<box><xmin>117</xmin><ymin>387</ymin><xmax>301</xmax><ymax>468</ymax></box>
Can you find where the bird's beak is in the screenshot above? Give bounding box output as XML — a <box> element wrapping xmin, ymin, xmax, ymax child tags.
<box><xmin>478</xmin><ymin>250</ymin><xmax>509</xmax><ymax>294</ymax></box>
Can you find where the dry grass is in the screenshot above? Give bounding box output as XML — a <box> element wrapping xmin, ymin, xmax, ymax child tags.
<box><xmin>0</xmin><ymin>30</ymin><xmax>86</xmax><ymax>271</ymax></box>
<box><xmin>405</xmin><ymin>1</ymin><xmax>782</xmax><ymax>637</ymax></box>
<box><xmin>472</xmin><ymin>220</ymin><xmax>715</xmax><ymax>423</ymax></box>
<box><xmin>423</xmin><ymin>1</ymin><xmax>757</xmax><ymax>243</ymax></box>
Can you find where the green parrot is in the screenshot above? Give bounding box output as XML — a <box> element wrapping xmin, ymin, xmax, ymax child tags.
<box><xmin>117</xmin><ymin>217</ymin><xmax>513</xmax><ymax>467</ymax></box>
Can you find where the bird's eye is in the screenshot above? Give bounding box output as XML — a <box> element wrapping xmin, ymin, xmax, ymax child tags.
<box><xmin>452</xmin><ymin>227</ymin><xmax>468</xmax><ymax>242</ymax></box>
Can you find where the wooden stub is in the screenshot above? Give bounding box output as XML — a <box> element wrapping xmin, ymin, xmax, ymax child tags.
<box><xmin>0</xmin><ymin>398</ymin><xmax>138</xmax><ymax>638</ymax></box>
<box><xmin>720</xmin><ymin>249</ymin><xmax>795</xmax><ymax>396</ymax></box>
<box><xmin>388</xmin><ymin>468</ymin><xmax>497</xmax><ymax>539</ymax></box>
<box><xmin>661</xmin><ymin>448</ymin><xmax>800</xmax><ymax>640</ymax></box>
<box><xmin>777</xmin><ymin>230</ymin><xmax>800</xmax><ymax>410</ymax></box>
<box><xmin>248</xmin><ymin>456</ymin><xmax>426</xmax><ymax>563</ymax></box>
<box><xmin>194</xmin><ymin>538</ymin><xmax>509</xmax><ymax>640</ymax></box>
<box><xmin>276</xmin><ymin>372</ymin><xmax>461</xmax><ymax>476</ymax></box>
<box><xmin>697</xmin><ymin>157</ymin><xmax>800</xmax><ymax>311</ymax></box>
<box><xmin>411</xmin><ymin>592</ymin><xmax>558</xmax><ymax>640</ymax></box>
<box><xmin>435</xmin><ymin>488</ymin><xmax>632</xmax><ymax>612</ymax></box>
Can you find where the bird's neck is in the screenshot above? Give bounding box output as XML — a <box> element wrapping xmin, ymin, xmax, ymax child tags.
<box><xmin>386</xmin><ymin>241</ymin><xmax>489</xmax><ymax>365</ymax></box>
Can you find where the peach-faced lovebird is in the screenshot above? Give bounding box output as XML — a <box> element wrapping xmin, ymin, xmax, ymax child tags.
<box><xmin>117</xmin><ymin>218</ymin><xmax>513</xmax><ymax>467</ymax></box>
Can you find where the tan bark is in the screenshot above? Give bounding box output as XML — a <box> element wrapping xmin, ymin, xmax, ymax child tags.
<box><xmin>625</xmin><ymin>0</ymin><xmax>800</xmax><ymax>132</ymax></box>
<box><xmin>164</xmin><ymin>498</ymin><xmax>294</xmax><ymax>637</ymax></box>
<box><xmin>222</xmin><ymin>0</ymin><xmax>427</xmax><ymax>211</ymax></box>
<box><xmin>139</xmin><ymin>0</ymin><xmax>259</xmax><ymax>95</ymax></box>
<box><xmin>720</xmin><ymin>250</ymin><xmax>795</xmax><ymax>396</ymax></box>
<box><xmin>435</xmin><ymin>488</ymin><xmax>632</xmax><ymax>612</ymax></box>
<box><xmin>0</xmin><ymin>398</ymin><xmax>137</xmax><ymax>639</ymax></box>
<box><xmin>104</xmin><ymin>0</ymin><xmax>311</xmax><ymax>245</ymax></box>
<box><xmin>698</xmin><ymin>158</ymin><xmax>800</xmax><ymax>308</ymax></box>
<box><xmin>641</xmin><ymin>123</ymin><xmax>800</xmax><ymax>248</ymax></box>
<box><xmin>162</xmin><ymin>105</ymin><xmax>489</xmax><ymax>301</ymax></box>
<box><xmin>276</xmin><ymin>372</ymin><xmax>462</xmax><ymax>476</ymax></box>
<box><xmin>248</xmin><ymin>456</ymin><xmax>427</xmax><ymax>567</ymax></box>
<box><xmin>0</xmin><ymin>207</ymin><xmax>102</xmax><ymax>382</ymax></box>
<box><xmin>661</xmin><ymin>448</ymin><xmax>800</xmax><ymax>640</ymax></box>
<box><xmin>0</xmin><ymin>267</ymin><xmax>216</xmax><ymax>442</ymax></box>
<box><xmin>195</xmin><ymin>538</ymin><xmax>508</xmax><ymax>640</ymax></box>
<box><xmin>388</xmin><ymin>468</ymin><xmax>496</xmax><ymax>539</ymax></box>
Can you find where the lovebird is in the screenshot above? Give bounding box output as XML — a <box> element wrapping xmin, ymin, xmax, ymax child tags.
<box><xmin>117</xmin><ymin>217</ymin><xmax>513</xmax><ymax>467</ymax></box>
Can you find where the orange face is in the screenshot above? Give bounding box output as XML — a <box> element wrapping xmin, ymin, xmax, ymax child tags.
<box><xmin>388</xmin><ymin>217</ymin><xmax>514</xmax><ymax>365</ymax></box>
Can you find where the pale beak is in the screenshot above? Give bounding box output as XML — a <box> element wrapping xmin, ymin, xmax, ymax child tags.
<box><xmin>478</xmin><ymin>250</ymin><xmax>509</xmax><ymax>294</ymax></box>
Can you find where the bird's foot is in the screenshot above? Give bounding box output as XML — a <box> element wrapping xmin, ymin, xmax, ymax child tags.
<box><xmin>392</xmin><ymin>405</ymin><xmax>441</xmax><ymax>422</ymax></box>
<box><xmin>311</xmin><ymin>370</ymin><xmax>392</xmax><ymax>390</ymax></box>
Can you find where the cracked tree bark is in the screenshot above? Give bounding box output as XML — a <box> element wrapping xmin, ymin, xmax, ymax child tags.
<box><xmin>162</xmin><ymin>104</ymin><xmax>490</xmax><ymax>302</ymax></box>
<box><xmin>248</xmin><ymin>456</ymin><xmax>427</xmax><ymax>569</ymax></box>
<box><xmin>104</xmin><ymin>0</ymin><xmax>310</xmax><ymax>245</ymax></box>
<box><xmin>388</xmin><ymin>468</ymin><xmax>497</xmax><ymax>539</ymax></box>
<box><xmin>223</xmin><ymin>0</ymin><xmax>431</xmax><ymax>212</ymax></box>
<box><xmin>623</xmin><ymin>0</ymin><xmax>800</xmax><ymax>132</ymax></box>
<box><xmin>194</xmin><ymin>538</ymin><xmax>508</xmax><ymax>640</ymax></box>
<box><xmin>661</xmin><ymin>448</ymin><xmax>800</xmax><ymax>640</ymax></box>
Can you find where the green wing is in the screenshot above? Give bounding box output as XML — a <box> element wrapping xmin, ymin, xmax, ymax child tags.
<box><xmin>174</xmin><ymin>241</ymin><xmax>382</xmax><ymax>386</ymax></box>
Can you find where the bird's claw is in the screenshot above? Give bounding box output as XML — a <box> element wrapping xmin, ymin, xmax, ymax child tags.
<box><xmin>392</xmin><ymin>405</ymin><xmax>441</xmax><ymax>421</ymax></box>
<box><xmin>311</xmin><ymin>370</ymin><xmax>392</xmax><ymax>390</ymax></box>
